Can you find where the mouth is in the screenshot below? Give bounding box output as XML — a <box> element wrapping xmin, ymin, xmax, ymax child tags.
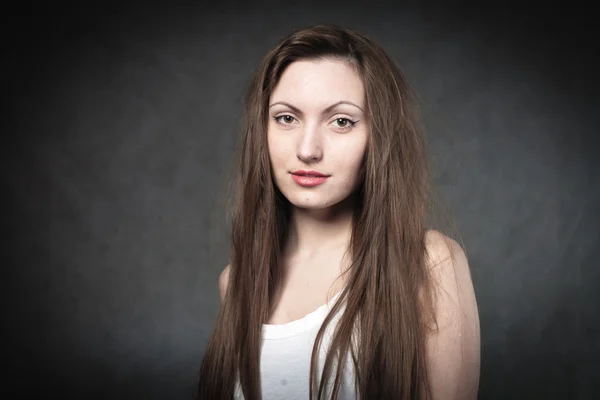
<box><xmin>290</xmin><ymin>171</ymin><xmax>330</xmax><ymax>187</ymax></box>
<box><xmin>291</xmin><ymin>170</ymin><xmax>330</xmax><ymax>177</ymax></box>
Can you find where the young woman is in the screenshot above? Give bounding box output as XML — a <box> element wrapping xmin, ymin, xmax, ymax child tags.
<box><xmin>197</xmin><ymin>24</ymin><xmax>480</xmax><ymax>399</ymax></box>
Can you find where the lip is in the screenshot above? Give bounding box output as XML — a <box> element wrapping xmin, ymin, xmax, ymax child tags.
<box><xmin>290</xmin><ymin>170</ymin><xmax>330</xmax><ymax>187</ymax></box>
<box><xmin>291</xmin><ymin>174</ymin><xmax>329</xmax><ymax>187</ymax></box>
<box><xmin>291</xmin><ymin>170</ymin><xmax>329</xmax><ymax>177</ymax></box>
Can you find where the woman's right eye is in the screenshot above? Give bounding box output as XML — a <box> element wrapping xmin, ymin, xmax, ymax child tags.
<box><xmin>274</xmin><ymin>115</ymin><xmax>296</xmax><ymax>124</ymax></box>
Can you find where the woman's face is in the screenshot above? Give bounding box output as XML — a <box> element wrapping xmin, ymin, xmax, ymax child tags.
<box><xmin>267</xmin><ymin>59</ymin><xmax>368</xmax><ymax>211</ymax></box>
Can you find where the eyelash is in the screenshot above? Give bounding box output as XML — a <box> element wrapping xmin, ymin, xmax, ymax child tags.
<box><xmin>273</xmin><ymin>115</ymin><xmax>358</xmax><ymax>131</ymax></box>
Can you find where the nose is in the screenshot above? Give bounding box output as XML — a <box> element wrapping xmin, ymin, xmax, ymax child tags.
<box><xmin>296</xmin><ymin>124</ymin><xmax>323</xmax><ymax>163</ymax></box>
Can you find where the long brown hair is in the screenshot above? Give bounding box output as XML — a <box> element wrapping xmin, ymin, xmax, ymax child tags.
<box><xmin>197</xmin><ymin>24</ymin><xmax>440</xmax><ymax>400</ymax></box>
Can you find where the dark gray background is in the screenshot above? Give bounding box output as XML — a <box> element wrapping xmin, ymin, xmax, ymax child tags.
<box><xmin>4</xmin><ymin>1</ymin><xmax>599</xmax><ymax>398</ymax></box>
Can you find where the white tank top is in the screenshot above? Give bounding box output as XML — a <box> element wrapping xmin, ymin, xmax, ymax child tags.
<box><xmin>234</xmin><ymin>291</ymin><xmax>357</xmax><ymax>399</ymax></box>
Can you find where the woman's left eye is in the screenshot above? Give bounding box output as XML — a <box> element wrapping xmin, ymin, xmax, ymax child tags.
<box><xmin>333</xmin><ymin>118</ymin><xmax>357</xmax><ymax>131</ymax></box>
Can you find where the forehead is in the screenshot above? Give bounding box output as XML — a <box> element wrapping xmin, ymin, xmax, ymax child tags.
<box><xmin>270</xmin><ymin>59</ymin><xmax>364</xmax><ymax>108</ymax></box>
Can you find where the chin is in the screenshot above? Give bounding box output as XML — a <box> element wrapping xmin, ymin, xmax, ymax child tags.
<box><xmin>286</xmin><ymin>193</ymin><xmax>346</xmax><ymax>210</ymax></box>
<box><xmin>293</xmin><ymin>202</ymin><xmax>331</xmax><ymax>210</ymax></box>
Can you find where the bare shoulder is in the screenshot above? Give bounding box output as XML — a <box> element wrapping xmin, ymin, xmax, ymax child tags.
<box><xmin>424</xmin><ymin>229</ymin><xmax>463</xmax><ymax>270</ymax></box>
<box><xmin>218</xmin><ymin>264</ymin><xmax>231</xmax><ymax>303</ymax></box>
<box><xmin>424</xmin><ymin>229</ymin><xmax>473</xmax><ymax>298</ymax></box>
<box><xmin>423</xmin><ymin>229</ymin><xmax>481</xmax><ymax>399</ymax></box>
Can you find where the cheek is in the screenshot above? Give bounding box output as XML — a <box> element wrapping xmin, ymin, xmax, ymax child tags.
<box><xmin>338</xmin><ymin>138</ymin><xmax>367</xmax><ymax>169</ymax></box>
<box><xmin>267</xmin><ymin>135</ymin><xmax>291</xmax><ymax>170</ymax></box>
<box><xmin>338</xmin><ymin>141</ymin><xmax>367</xmax><ymax>184</ymax></box>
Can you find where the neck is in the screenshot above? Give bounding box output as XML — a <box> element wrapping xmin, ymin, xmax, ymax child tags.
<box><xmin>284</xmin><ymin>193</ymin><xmax>356</xmax><ymax>260</ymax></box>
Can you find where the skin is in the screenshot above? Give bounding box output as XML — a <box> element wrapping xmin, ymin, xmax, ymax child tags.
<box><xmin>219</xmin><ymin>58</ymin><xmax>480</xmax><ymax>399</ymax></box>
<box><xmin>267</xmin><ymin>58</ymin><xmax>368</xmax><ymax>259</ymax></box>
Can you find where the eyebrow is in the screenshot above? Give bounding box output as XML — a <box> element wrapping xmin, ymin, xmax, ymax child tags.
<box><xmin>268</xmin><ymin>100</ymin><xmax>364</xmax><ymax>115</ymax></box>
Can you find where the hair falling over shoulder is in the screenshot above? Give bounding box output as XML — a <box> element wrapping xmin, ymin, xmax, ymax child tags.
<box><xmin>197</xmin><ymin>24</ymin><xmax>441</xmax><ymax>400</ymax></box>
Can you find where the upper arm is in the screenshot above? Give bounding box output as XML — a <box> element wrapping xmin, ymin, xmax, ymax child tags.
<box><xmin>218</xmin><ymin>264</ymin><xmax>231</xmax><ymax>304</ymax></box>
<box><xmin>424</xmin><ymin>230</ymin><xmax>481</xmax><ymax>400</ymax></box>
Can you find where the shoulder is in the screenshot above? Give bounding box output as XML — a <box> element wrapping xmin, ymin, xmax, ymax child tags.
<box><xmin>424</xmin><ymin>230</ymin><xmax>472</xmax><ymax>304</ymax></box>
<box><xmin>218</xmin><ymin>264</ymin><xmax>231</xmax><ymax>303</ymax></box>
<box><xmin>423</xmin><ymin>229</ymin><xmax>481</xmax><ymax>399</ymax></box>
<box><xmin>424</xmin><ymin>229</ymin><xmax>462</xmax><ymax>270</ymax></box>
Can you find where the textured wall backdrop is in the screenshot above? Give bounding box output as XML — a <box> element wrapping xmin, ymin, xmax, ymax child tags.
<box><xmin>4</xmin><ymin>1</ymin><xmax>599</xmax><ymax>399</ymax></box>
